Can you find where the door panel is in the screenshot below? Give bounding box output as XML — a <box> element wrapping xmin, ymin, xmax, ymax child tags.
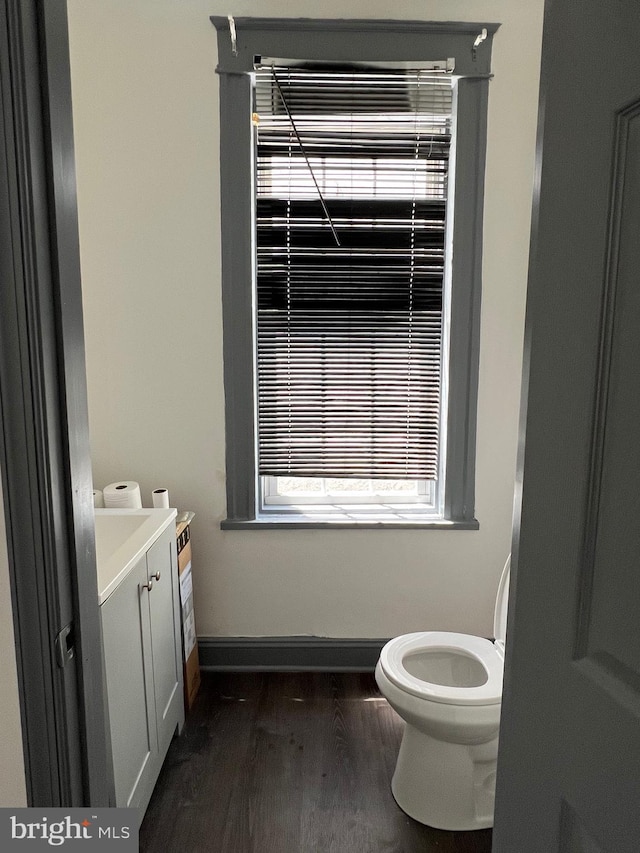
<box><xmin>101</xmin><ymin>557</ymin><xmax>155</xmax><ymax>808</ymax></box>
<box><xmin>560</xmin><ymin>801</ymin><xmax>604</xmax><ymax>853</ymax></box>
<box><xmin>493</xmin><ymin>1</ymin><xmax>640</xmax><ymax>850</ymax></box>
<box><xmin>584</xmin><ymin>102</ymin><xmax>640</xmax><ymax>675</ymax></box>
<box><xmin>147</xmin><ymin>529</ymin><xmax>181</xmax><ymax>753</ymax></box>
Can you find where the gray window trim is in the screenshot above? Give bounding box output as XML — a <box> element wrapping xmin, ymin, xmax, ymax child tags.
<box><xmin>445</xmin><ymin>76</ymin><xmax>490</xmax><ymax>522</ymax></box>
<box><xmin>212</xmin><ymin>17</ymin><xmax>496</xmax><ymax>527</ymax></box>
<box><xmin>222</xmin><ymin>519</ymin><xmax>480</xmax><ymax>531</ymax></box>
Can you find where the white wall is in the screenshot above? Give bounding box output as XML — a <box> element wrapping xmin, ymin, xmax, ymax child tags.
<box><xmin>68</xmin><ymin>0</ymin><xmax>543</xmax><ymax>639</ymax></box>
<box><xmin>0</xmin><ymin>475</ymin><xmax>27</xmax><ymax>806</ymax></box>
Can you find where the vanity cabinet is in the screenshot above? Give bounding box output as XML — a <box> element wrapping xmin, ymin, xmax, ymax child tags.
<box><xmin>100</xmin><ymin>523</ymin><xmax>184</xmax><ymax>812</ymax></box>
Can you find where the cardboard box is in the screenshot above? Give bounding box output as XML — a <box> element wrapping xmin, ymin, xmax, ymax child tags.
<box><xmin>176</xmin><ymin>519</ymin><xmax>201</xmax><ymax>710</ymax></box>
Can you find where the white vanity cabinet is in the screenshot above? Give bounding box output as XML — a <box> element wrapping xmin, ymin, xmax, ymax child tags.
<box><xmin>99</xmin><ymin>521</ymin><xmax>184</xmax><ymax>813</ymax></box>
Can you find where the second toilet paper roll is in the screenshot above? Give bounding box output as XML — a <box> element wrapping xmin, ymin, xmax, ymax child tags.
<box><xmin>152</xmin><ymin>488</ymin><xmax>170</xmax><ymax>509</ymax></box>
<box><xmin>103</xmin><ymin>481</ymin><xmax>142</xmax><ymax>509</ymax></box>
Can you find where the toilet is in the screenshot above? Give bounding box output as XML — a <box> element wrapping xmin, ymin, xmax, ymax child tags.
<box><xmin>375</xmin><ymin>555</ymin><xmax>510</xmax><ymax>831</ymax></box>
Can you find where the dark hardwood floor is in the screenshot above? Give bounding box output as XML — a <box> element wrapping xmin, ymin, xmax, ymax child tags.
<box><xmin>140</xmin><ymin>672</ymin><xmax>493</xmax><ymax>853</ymax></box>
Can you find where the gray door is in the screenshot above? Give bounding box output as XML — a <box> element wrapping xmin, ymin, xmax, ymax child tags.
<box><xmin>0</xmin><ymin>0</ymin><xmax>109</xmax><ymax>805</ymax></box>
<box><xmin>493</xmin><ymin>1</ymin><xmax>640</xmax><ymax>851</ymax></box>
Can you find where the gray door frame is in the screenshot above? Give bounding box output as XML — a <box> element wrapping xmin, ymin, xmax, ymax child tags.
<box><xmin>0</xmin><ymin>0</ymin><xmax>110</xmax><ymax>806</ymax></box>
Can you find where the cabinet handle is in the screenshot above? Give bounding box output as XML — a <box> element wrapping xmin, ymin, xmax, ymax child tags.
<box><xmin>142</xmin><ymin>571</ymin><xmax>161</xmax><ymax>593</ymax></box>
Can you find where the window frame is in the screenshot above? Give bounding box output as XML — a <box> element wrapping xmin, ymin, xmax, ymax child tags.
<box><xmin>211</xmin><ymin>17</ymin><xmax>497</xmax><ymax>529</ymax></box>
<box><xmin>261</xmin><ymin>476</ymin><xmax>436</xmax><ymax>508</ymax></box>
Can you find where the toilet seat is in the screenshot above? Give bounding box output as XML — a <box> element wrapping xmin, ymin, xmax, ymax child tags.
<box><xmin>379</xmin><ymin>631</ymin><xmax>503</xmax><ymax>706</ymax></box>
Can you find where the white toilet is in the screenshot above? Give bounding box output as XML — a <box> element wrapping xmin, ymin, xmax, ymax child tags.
<box><xmin>375</xmin><ymin>555</ymin><xmax>510</xmax><ymax>831</ymax></box>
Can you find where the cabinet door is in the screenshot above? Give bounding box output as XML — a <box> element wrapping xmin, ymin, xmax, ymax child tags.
<box><xmin>101</xmin><ymin>556</ymin><xmax>156</xmax><ymax>808</ymax></box>
<box><xmin>146</xmin><ymin>528</ymin><xmax>182</xmax><ymax>756</ymax></box>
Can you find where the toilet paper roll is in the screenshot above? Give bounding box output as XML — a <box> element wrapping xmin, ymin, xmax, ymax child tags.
<box><xmin>103</xmin><ymin>481</ymin><xmax>142</xmax><ymax>509</ymax></box>
<box><xmin>152</xmin><ymin>488</ymin><xmax>170</xmax><ymax>509</ymax></box>
<box><xmin>93</xmin><ymin>489</ymin><xmax>104</xmax><ymax>508</ymax></box>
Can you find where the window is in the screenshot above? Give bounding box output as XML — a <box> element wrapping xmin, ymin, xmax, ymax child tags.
<box><xmin>211</xmin><ymin>18</ymin><xmax>496</xmax><ymax>528</ymax></box>
<box><xmin>256</xmin><ymin>65</ymin><xmax>449</xmax><ymax>520</ymax></box>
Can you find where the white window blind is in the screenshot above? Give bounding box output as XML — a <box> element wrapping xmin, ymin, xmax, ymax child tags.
<box><xmin>254</xmin><ymin>65</ymin><xmax>453</xmax><ymax>480</ymax></box>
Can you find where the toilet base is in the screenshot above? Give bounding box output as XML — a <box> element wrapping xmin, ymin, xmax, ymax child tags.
<box><xmin>391</xmin><ymin>722</ymin><xmax>498</xmax><ymax>830</ymax></box>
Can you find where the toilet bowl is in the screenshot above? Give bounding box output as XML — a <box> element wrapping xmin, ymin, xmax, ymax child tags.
<box><xmin>375</xmin><ymin>555</ymin><xmax>510</xmax><ymax>831</ymax></box>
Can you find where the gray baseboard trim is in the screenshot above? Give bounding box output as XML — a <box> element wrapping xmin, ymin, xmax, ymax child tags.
<box><xmin>198</xmin><ymin>636</ymin><xmax>390</xmax><ymax>672</ymax></box>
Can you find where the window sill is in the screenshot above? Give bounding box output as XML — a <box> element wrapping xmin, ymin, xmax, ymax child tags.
<box><xmin>221</xmin><ymin>517</ymin><xmax>479</xmax><ymax>531</ymax></box>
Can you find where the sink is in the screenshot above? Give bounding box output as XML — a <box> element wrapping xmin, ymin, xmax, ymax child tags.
<box><xmin>94</xmin><ymin>508</ymin><xmax>177</xmax><ymax>604</ymax></box>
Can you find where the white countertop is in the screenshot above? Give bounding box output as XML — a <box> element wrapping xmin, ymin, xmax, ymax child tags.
<box><xmin>94</xmin><ymin>508</ymin><xmax>177</xmax><ymax>604</ymax></box>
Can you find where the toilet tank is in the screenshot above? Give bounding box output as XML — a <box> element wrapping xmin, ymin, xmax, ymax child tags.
<box><xmin>493</xmin><ymin>554</ymin><xmax>511</xmax><ymax>655</ymax></box>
